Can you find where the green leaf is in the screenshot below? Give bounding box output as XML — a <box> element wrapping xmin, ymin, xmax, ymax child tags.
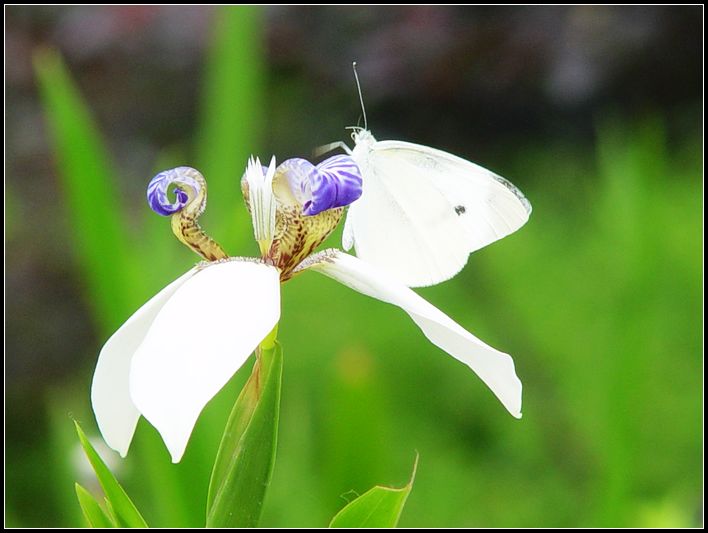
<box><xmin>75</xmin><ymin>483</ymin><xmax>115</xmax><ymax>528</ymax></box>
<box><xmin>206</xmin><ymin>338</ymin><xmax>283</xmax><ymax>527</ymax></box>
<box><xmin>33</xmin><ymin>48</ymin><xmax>140</xmax><ymax>334</ymax></box>
<box><xmin>196</xmin><ymin>5</ymin><xmax>265</xmax><ymax>254</ymax></box>
<box><xmin>329</xmin><ymin>455</ymin><xmax>418</xmax><ymax>528</ymax></box>
<box><xmin>74</xmin><ymin>421</ymin><xmax>148</xmax><ymax>528</ymax></box>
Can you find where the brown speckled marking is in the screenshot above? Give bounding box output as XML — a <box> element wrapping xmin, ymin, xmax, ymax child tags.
<box><xmin>269</xmin><ymin>204</ymin><xmax>343</xmax><ymax>281</ymax></box>
<box><xmin>172</xmin><ymin>212</ymin><xmax>228</xmax><ymax>261</ymax></box>
<box><xmin>242</xmin><ymin>179</ymin><xmax>343</xmax><ymax>282</ymax></box>
<box><xmin>170</xmin><ymin>168</ymin><xmax>228</xmax><ymax>261</ymax></box>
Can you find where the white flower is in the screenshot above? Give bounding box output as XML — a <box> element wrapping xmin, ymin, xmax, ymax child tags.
<box><xmin>92</xmin><ymin>157</ymin><xmax>522</xmax><ymax>463</ymax></box>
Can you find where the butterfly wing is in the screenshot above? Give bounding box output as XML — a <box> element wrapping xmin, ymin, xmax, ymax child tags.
<box><xmin>345</xmin><ymin>139</ymin><xmax>531</xmax><ymax>287</ymax></box>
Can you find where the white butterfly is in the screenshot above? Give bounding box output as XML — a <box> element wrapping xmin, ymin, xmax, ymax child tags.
<box><xmin>321</xmin><ymin>128</ymin><xmax>532</xmax><ymax>288</ymax></box>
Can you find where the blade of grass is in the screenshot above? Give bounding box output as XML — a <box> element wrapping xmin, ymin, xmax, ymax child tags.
<box><xmin>196</xmin><ymin>5</ymin><xmax>265</xmax><ymax>255</ymax></box>
<box><xmin>74</xmin><ymin>421</ymin><xmax>148</xmax><ymax>528</ymax></box>
<box><xmin>589</xmin><ymin>116</ymin><xmax>671</xmax><ymax>527</ymax></box>
<box><xmin>75</xmin><ymin>483</ymin><xmax>116</xmax><ymax>528</ymax></box>
<box><xmin>33</xmin><ymin>48</ymin><xmax>139</xmax><ymax>333</ymax></box>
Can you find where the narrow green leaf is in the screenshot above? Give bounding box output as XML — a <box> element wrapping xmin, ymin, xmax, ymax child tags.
<box><xmin>75</xmin><ymin>483</ymin><xmax>115</xmax><ymax>528</ymax></box>
<box><xmin>33</xmin><ymin>48</ymin><xmax>138</xmax><ymax>333</ymax></box>
<box><xmin>103</xmin><ymin>498</ymin><xmax>120</xmax><ymax>528</ymax></box>
<box><xmin>196</xmin><ymin>5</ymin><xmax>265</xmax><ymax>254</ymax></box>
<box><xmin>74</xmin><ymin>421</ymin><xmax>148</xmax><ymax>528</ymax></box>
<box><xmin>206</xmin><ymin>339</ymin><xmax>283</xmax><ymax>527</ymax></box>
<box><xmin>329</xmin><ymin>455</ymin><xmax>418</xmax><ymax>528</ymax></box>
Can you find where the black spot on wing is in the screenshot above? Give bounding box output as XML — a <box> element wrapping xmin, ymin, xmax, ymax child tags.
<box><xmin>454</xmin><ymin>205</ymin><xmax>466</xmax><ymax>215</ymax></box>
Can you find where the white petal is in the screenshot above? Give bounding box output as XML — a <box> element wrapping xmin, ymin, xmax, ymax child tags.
<box><xmin>129</xmin><ymin>260</ymin><xmax>281</xmax><ymax>462</ymax></box>
<box><xmin>342</xmin><ymin>209</ymin><xmax>355</xmax><ymax>251</ymax></box>
<box><xmin>91</xmin><ymin>268</ymin><xmax>199</xmax><ymax>457</ymax></box>
<box><xmin>308</xmin><ymin>251</ymin><xmax>522</xmax><ymax>418</ymax></box>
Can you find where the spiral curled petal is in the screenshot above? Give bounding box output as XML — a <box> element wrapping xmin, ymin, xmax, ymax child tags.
<box><xmin>277</xmin><ymin>155</ymin><xmax>362</xmax><ymax>216</ymax></box>
<box><xmin>147</xmin><ymin>166</ymin><xmax>203</xmax><ymax>217</ymax></box>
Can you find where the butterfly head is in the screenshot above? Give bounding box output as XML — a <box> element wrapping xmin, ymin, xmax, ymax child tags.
<box><xmin>349</xmin><ymin>127</ymin><xmax>376</xmax><ymax>147</ymax></box>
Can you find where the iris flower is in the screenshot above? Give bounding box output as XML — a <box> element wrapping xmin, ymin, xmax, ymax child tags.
<box><xmin>92</xmin><ymin>155</ymin><xmax>522</xmax><ymax>463</ymax></box>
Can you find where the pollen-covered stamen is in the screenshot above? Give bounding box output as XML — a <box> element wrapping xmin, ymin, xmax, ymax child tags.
<box><xmin>147</xmin><ymin>167</ymin><xmax>227</xmax><ymax>262</ymax></box>
<box><xmin>242</xmin><ymin>156</ymin><xmax>277</xmax><ymax>257</ymax></box>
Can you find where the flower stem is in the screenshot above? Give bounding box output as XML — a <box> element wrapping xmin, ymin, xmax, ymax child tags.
<box><xmin>259</xmin><ymin>323</ymin><xmax>279</xmax><ymax>351</ymax></box>
<box><xmin>206</xmin><ymin>324</ymin><xmax>283</xmax><ymax>527</ymax></box>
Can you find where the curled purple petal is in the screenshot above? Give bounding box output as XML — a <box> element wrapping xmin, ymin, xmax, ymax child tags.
<box><xmin>147</xmin><ymin>167</ymin><xmax>202</xmax><ymax>216</ymax></box>
<box><xmin>277</xmin><ymin>155</ymin><xmax>362</xmax><ymax>216</ymax></box>
<box><xmin>308</xmin><ymin>155</ymin><xmax>363</xmax><ymax>215</ymax></box>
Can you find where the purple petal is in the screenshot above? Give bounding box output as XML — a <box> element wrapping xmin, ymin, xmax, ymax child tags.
<box><xmin>147</xmin><ymin>167</ymin><xmax>202</xmax><ymax>216</ymax></box>
<box><xmin>277</xmin><ymin>155</ymin><xmax>362</xmax><ymax>216</ymax></box>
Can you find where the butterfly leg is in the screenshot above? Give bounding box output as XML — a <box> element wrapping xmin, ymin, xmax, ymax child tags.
<box><xmin>312</xmin><ymin>141</ymin><xmax>352</xmax><ymax>158</ymax></box>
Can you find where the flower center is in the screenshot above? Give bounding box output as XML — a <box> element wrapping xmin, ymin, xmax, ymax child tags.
<box><xmin>242</xmin><ymin>155</ymin><xmax>362</xmax><ymax>281</ymax></box>
<box><xmin>147</xmin><ymin>156</ymin><xmax>362</xmax><ymax>278</ymax></box>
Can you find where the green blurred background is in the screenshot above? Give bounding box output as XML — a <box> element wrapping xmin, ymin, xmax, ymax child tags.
<box><xmin>5</xmin><ymin>5</ymin><xmax>702</xmax><ymax>528</ymax></box>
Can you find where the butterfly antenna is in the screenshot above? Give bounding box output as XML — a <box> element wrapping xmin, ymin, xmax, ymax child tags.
<box><xmin>352</xmin><ymin>61</ymin><xmax>367</xmax><ymax>130</ymax></box>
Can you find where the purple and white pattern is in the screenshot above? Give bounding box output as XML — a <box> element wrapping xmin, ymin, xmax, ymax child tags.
<box><xmin>278</xmin><ymin>155</ymin><xmax>362</xmax><ymax>216</ymax></box>
<box><xmin>147</xmin><ymin>166</ymin><xmax>203</xmax><ymax>216</ymax></box>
